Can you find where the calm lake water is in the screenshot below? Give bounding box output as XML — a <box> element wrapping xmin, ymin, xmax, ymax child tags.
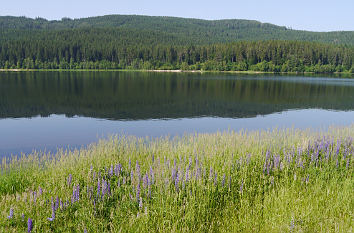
<box><xmin>1</xmin><ymin>71</ymin><xmax>354</xmax><ymax>157</ymax></box>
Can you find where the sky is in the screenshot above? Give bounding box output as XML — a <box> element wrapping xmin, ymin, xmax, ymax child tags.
<box><xmin>1</xmin><ymin>0</ymin><xmax>353</xmax><ymax>32</ymax></box>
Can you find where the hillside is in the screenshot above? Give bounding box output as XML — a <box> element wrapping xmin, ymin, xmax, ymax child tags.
<box><xmin>0</xmin><ymin>15</ymin><xmax>353</xmax><ymax>45</ymax></box>
<box><xmin>0</xmin><ymin>15</ymin><xmax>353</xmax><ymax>72</ymax></box>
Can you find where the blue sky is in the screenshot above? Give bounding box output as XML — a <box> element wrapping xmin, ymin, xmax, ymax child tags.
<box><xmin>1</xmin><ymin>0</ymin><xmax>353</xmax><ymax>31</ymax></box>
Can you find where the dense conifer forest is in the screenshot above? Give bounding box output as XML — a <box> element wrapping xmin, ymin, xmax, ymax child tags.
<box><xmin>0</xmin><ymin>15</ymin><xmax>353</xmax><ymax>72</ymax></box>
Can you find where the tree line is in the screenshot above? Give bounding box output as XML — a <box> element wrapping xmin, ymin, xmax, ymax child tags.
<box><xmin>0</xmin><ymin>28</ymin><xmax>353</xmax><ymax>73</ymax></box>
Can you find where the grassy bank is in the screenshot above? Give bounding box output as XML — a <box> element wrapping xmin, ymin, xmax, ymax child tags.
<box><xmin>1</xmin><ymin>127</ymin><xmax>353</xmax><ymax>232</ymax></box>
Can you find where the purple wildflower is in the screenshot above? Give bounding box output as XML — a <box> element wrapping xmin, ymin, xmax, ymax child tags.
<box><xmin>27</xmin><ymin>218</ymin><xmax>33</xmax><ymax>232</ymax></box>
<box><xmin>175</xmin><ymin>171</ymin><xmax>179</xmax><ymax>192</ymax></box>
<box><xmin>136</xmin><ymin>161</ymin><xmax>141</xmax><ymax>179</ymax></box>
<box><xmin>102</xmin><ymin>179</ymin><xmax>107</xmax><ymax>198</ymax></box>
<box><xmin>222</xmin><ymin>174</ymin><xmax>226</xmax><ymax>187</ymax></box>
<box><xmin>346</xmin><ymin>158</ymin><xmax>350</xmax><ymax>169</ymax></box>
<box><xmin>139</xmin><ymin>197</ymin><xmax>143</xmax><ymax>209</ymax></box>
<box><xmin>152</xmin><ymin>154</ymin><xmax>155</xmax><ymax>163</ymax></box>
<box><xmin>22</xmin><ymin>213</ymin><xmax>25</xmax><ymax>221</ymax></box>
<box><xmin>240</xmin><ymin>179</ymin><xmax>244</xmax><ymax>194</ymax></box>
<box><xmin>209</xmin><ymin>167</ymin><xmax>213</xmax><ymax>180</ymax></box>
<box><xmin>143</xmin><ymin>173</ymin><xmax>148</xmax><ymax>188</ymax></box>
<box><xmin>67</xmin><ymin>174</ymin><xmax>72</xmax><ymax>186</ymax></box>
<box><xmin>47</xmin><ymin>197</ymin><xmax>55</xmax><ymax>221</ymax></box>
<box><xmin>97</xmin><ymin>179</ymin><xmax>101</xmax><ymax>198</ymax></box>
<box><xmin>84</xmin><ymin>228</ymin><xmax>88</xmax><ymax>233</ymax></box>
<box><xmin>38</xmin><ymin>186</ymin><xmax>43</xmax><ymax>196</ymax></box>
<box><xmin>185</xmin><ymin>166</ymin><xmax>189</xmax><ymax>182</ymax></box>
<box><xmin>274</xmin><ymin>155</ymin><xmax>280</xmax><ymax>169</ymax></box>
<box><xmin>7</xmin><ymin>208</ymin><xmax>14</xmax><ymax>219</ymax></box>
<box><xmin>171</xmin><ymin>168</ymin><xmax>176</xmax><ymax>181</ymax></box>
<box><xmin>136</xmin><ymin>182</ymin><xmax>141</xmax><ymax>203</ymax></box>
<box><xmin>130</xmin><ymin>170</ymin><xmax>134</xmax><ymax>184</ymax></box>
<box><xmin>55</xmin><ymin>196</ymin><xmax>59</xmax><ymax>211</ymax></box>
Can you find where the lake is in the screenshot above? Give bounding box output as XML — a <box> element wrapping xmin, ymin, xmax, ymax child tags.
<box><xmin>1</xmin><ymin>71</ymin><xmax>354</xmax><ymax>157</ymax></box>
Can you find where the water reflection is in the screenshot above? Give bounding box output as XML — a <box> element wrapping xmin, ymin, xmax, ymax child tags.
<box><xmin>1</xmin><ymin>71</ymin><xmax>354</xmax><ymax>120</ymax></box>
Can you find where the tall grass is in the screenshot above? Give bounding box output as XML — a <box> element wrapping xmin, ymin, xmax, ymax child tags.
<box><xmin>1</xmin><ymin>126</ymin><xmax>353</xmax><ymax>232</ymax></box>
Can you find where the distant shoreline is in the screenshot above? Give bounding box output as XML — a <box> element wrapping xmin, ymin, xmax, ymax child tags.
<box><xmin>0</xmin><ymin>69</ymin><xmax>352</xmax><ymax>75</ymax></box>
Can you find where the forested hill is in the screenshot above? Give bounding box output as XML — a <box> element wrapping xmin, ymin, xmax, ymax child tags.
<box><xmin>0</xmin><ymin>15</ymin><xmax>353</xmax><ymax>45</ymax></box>
<box><xmin>0</xmin><ymin>15</ymin><xmax>353</xmax><ymax>72</ymax></box>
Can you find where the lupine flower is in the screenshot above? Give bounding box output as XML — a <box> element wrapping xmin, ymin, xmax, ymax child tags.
<box><xmin>84</xmin><ymin>228</ymin><xmax>88</xmax><ymax>233</ymax></box>
<box><xmin>305</xmin><ymin>175</ymin><xmax>309</xmax><ymax>184</ymax></box>
<box><xmin>136</xmin><ymin>182</ymin><xmax>140</xmax><ymax>203</ymax></box>
<box><xmin>143</xmin><ymin>173</ymin><xmax>148</xmax><ymax>188</ymax></box>
<box><xmin>38</xmin><ymin>186</ymin><xmax>43</xmax><ymax>196</ymax></box>
<box><xmin>130</xmin><ymin>170</ymin><xmax>134</xmax><ymax>184</ymax></box>
<box><xmin>55</xmin><ymin>196</ymin><xmax>59</xmax><ymax>211</ymax></box>
<box><xmin>152</xmin><ymin>154</ymin><xmax>155</xmax><ymax>163</ymax></box>
<box><xmin>185</xmin><ymin>167</ymin><xmax>189</xmax><ymax>183</ymax></box>
<box><xmin>115</xmin><ymin>164</ymin><xmax>120</xmax><ymax>177</ymax></box>
<box><xmin>7</xmin><ymin>208</ymin><xmax>14</xmax><ymax>219</ymax></box>
<box><xmin>27</xmin><ymin>218</ymin><xmax>33</xmax><ymax>232</ymax></box>
<box><xmin>102</xmin><ymin>179</ymin><xmax>107</xmax><ymax>197</ymax></box>
<box><xmin>274</xmin><ymin>155</ymin><xmax>280</xmax><ymax>169</ymax></box>
<box><xmin>136</xmin><ymin>161</ymin><xmax>141</xmax><ymax>179</ymax></box>
<box><xmin>148</xmin><ymin>176</ymin><xmax>152</xmax><ymax>198</ymax></box>
<box><xmin>175</xmin><ymin>171</ymin><xmax>179</xmax><ymax>192</ymax></box>
<box><xmin>67</xmin><ymin>174</ymin><xmax>72</xmax><ymax>186</ymax></box>
<box><xmin>22</xmin><ymin>213</ymin><xmax>25</xmax><ymax>221</ymax></box>
<box><xmin>109</xmin><ymin>165</ymin><xmax>113</xmax><ymax>177</ymax></box>
<box><xmin>97</xmin><ymin>179</ymin><xmax>101</xmax><ymax>198</ymax></box>
<box><xmin>196</xmin><ymin>167</ymin><xmax>200</xmax><ymax>180</ymax></box>
<box><xmin>47</xmin><ymin>198</ymin><xmax>55</xmax><ymax>221</ymax></box>
<box><xmin>139</xmin><ymin>197</ymin><xmax>143</xmax><ymax>209</ymax></box>
<box><xmin>346</xmin><ymin>158</ymin><xmax>350</xmax><ymax>169</ymax></box>
<box><xmin>72</xmin><ymin>187</ymin><xmax>76</xmax><ymax>204</ymax></box>
<box><xmin>222</xmin><ymin>174</ymin><xmax>226</xmax><ymax>187</ymax></box>
<box><xmin>171</xmin><ymin>168</ymin><xmax>176</xmax><ymax>181</ymax></box>
<box><xmin>33</xmin><ymin>191</ymin><xmax>37</xmax><ymax>204</ymax></box>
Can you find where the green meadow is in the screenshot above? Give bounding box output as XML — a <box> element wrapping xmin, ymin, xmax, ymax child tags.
<box><xmin>1</xmin><ymin>126</ymin><xmax>353</xmax><ymax>232</ymax></box>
